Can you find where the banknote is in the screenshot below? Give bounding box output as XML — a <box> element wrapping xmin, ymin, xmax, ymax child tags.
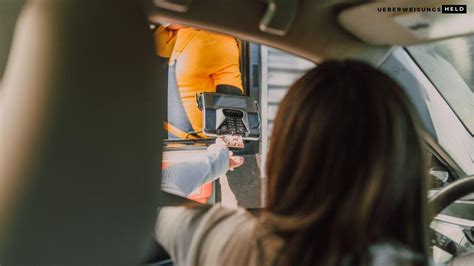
<box><xmin>221</xmin><ymin>135</ymin><xmax>245</xmax><ymax>148</ymax></box>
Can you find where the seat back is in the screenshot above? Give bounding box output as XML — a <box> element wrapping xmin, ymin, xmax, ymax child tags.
<box><xmin>0</xmin><ymin>0</ymin><xmax>163</xmax><ymax>264</ymax></box>
<box><xmin>0</xmin><ymin>0</ymin><xmax>25</xmax><ymax>82</ymax></box>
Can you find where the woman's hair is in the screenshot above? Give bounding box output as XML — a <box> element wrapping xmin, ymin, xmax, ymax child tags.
<box><xmin>265</xmin><ymin>60</ymin><xmax>429</xmax><ymax>265</ymax></box>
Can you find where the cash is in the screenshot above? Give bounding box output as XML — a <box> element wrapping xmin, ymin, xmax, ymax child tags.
<box><xmin>221</xmin><ymin>135</ymin><xmax>245</xmax><ymax>148</ymax></box>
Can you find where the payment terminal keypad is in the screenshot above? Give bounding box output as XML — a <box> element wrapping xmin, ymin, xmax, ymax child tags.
<box><xmin>217</xmin><ymin>109</ymin><xmax>246</xmax><ymax>135</ymax></box>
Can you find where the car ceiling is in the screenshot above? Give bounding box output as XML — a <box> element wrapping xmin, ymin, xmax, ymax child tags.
<box><xmin>2</xmin><ymin>0</ymin><xmax>470</xmax><ymax>76</ymax></box>
<box><xmin>145</xmin><ymin>0</ymin><xmax>394</xmax><ymax>66</ymax></box>
<box><xmin>0</xmin><ymin>0</ymin><xmax>393</xmax><ymax>85</ymax></box>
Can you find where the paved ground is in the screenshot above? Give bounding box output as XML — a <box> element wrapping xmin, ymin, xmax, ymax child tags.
<box><xmin>216</xmin><ymin>154</ymin><xmax>263</xmax><ymax>208</ymax></box>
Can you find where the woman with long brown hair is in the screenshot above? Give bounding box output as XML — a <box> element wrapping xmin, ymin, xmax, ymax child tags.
<box><xmin>155</xmin><ymin>60</ymin><xmax>429</xmax><ymax>265</ymax></box>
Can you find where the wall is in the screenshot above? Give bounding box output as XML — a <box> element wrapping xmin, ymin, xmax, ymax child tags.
<box><xmin>259</xmin><ymin>46</ymin><xmax>314</xmax><ymax>204</ymax></box>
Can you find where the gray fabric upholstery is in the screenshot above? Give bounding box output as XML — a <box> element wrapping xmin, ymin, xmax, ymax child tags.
<box><xmin>0</xmin><ymin>0</ymin><xmax>163</xmax><ymax>264</ymax></box>
<box><xmin>0</xmin><ymin>0</ymin><xmax>25</xmax><ymax>81</ymax></box>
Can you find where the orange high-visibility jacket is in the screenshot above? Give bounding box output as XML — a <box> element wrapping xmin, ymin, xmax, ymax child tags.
<box><xmin>155</xmin><ymin>27</ymin><xmax>243</xmax><ymax>138</ymax></box>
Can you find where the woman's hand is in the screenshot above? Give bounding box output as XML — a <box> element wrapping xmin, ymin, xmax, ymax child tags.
<box><xmin>215</xmin><ymin>138</ymin><xmax>245</xmax><ymax>171</ymax></box>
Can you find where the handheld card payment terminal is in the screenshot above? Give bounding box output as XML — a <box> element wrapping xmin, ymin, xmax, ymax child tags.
<box><xmin>197</xmin><ymin>93</ymin><xmax>260</xmax><ymax>140</ymax></box>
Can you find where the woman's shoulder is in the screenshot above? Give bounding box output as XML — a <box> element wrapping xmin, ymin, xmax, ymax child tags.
<box><xmin>200</xmin><ymin>204</ymin><xmax>258</xmax><ymax>230</ymax></box>
<box><xmin>369</xmin><ymin>242</ymin><xmax>424</xmax><ymax>265</ymax></box>
<box><xmin>340</xmin><ymin>241</ymin><xmax>425</xmax><ymax>266</ymax></box>
<box><xmin>157</xmin><ymin>204</ymin><xmax>284</xmax><ymax>265</ymax></box>
<box><xmin>199</xmin><ymin>205</ymin><xmax>284</xmax><ymax>266</ymax></box>
<box><xmin>158</xmin><ymin>203</ymin><xmax>257</xmax><ymax>231</ymax></box>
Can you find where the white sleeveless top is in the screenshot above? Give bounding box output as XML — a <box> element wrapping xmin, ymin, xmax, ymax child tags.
<box><xmin>155</xmin><ymin>204</ymin><xmax>284</xmax><ymax>266</ymax></box>
<box><xmin>155</xmin><ymin>204</ymin><xmax>427</xmax><ymax>266</ymax></box>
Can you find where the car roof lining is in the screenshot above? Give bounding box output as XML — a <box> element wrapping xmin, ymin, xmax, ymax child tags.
<box><xmin>1</xmin><ymin>0</ymin><xmax>392</xmax><ymax>84</ymax></box>
<box><xmin>145</xmin><ymin>0</ymin><xmax>393</xmax><ymax>66</ymax></box>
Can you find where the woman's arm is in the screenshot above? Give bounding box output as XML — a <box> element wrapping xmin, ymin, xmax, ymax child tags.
<box><xmin>161</xmin><ymin>143</ymin><xmax>230</xmax><ymax>196</ymax></box>
<box><xmin>155</xmin><ymin>204</ymin><xmax>255</xmax><ymax>266</ymax></box>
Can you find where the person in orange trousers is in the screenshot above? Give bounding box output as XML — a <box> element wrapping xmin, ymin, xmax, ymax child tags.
<box><xmin>155</xmin><ymin>25</ymin><xmax>244</xmax><ymax>139</ymax></box>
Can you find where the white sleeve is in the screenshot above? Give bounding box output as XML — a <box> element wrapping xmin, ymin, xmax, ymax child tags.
<box><xmin>161</xmin><ymin>144</ymin><xmax>229</xmax><ymax>196</ymax></box>
<box><xmin>155</xmin><ymin>205</ymin><xmax>256</xmax><ymax>266</ymax></box>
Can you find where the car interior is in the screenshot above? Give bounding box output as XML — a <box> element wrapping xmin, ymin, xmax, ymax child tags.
<box><xmin>0</xmin><ymin>0</ymin><xmax>473</xmax><ymax>265</ymax></box>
